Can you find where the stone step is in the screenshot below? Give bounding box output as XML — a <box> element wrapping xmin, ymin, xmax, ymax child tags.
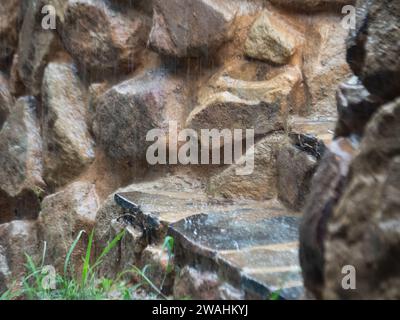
<box><xmin>115</xmin><ymin>191</ymin><xmax>303</xmax><ymax>300</ymax></box>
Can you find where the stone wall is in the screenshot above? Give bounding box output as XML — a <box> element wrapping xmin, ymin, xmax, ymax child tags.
<box><xmin>0</xmin><ymin>0</ymin><xmax>355</xmax><ymax>297</ymax></box>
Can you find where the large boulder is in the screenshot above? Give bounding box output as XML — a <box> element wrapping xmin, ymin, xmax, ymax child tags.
<box><xmin>324</xmin><ymin>98</ymin><xmax>400</xmax><ymax>299</ymax></box>
<box><xmin>148</xmin><ymin>0</ymin><xmax>259</xmax><ymax>58</ymax></box>
<box><xmin>0</xmin><ymin>220</ymin><xmax>40</xmax><ymax>293</ymax></box>
<box><xmin>38</xmin><ymin>182</ymin><xmax>99</xmax><ymax>271</ymax></box>
<box><xmin>187</xmin><ymin>66</ymin><xmax>302</xmax><ymax>137</ymax></box>
<box><xmin>0</xmin><ymin>97</ymin><xmax>45</xmax><ymax>223</ymax></box>
<box><xmin>347</xmin><ymin>0</ymin><xmax>400</xmax><ymax>101</ymax></box>
<box><xmin>244</xmin><ymin>10</ymin><xmax>300</xmax><ymax>65</ymax></box>
<box><xmin>59</xmin><ymin>0</ymin><xmax>150</xmax><ymax>75</ymax></box>
<box><xmin>17</xmin><ymin>0</ymin><xmax>65</xmax><ymax>95</ymax></box>
<box><xmin>0</xmin><ymin>0</ymin><xmax>21</xmax><ymax>62</ymax></box>
<box><xmin>42</xmin><ymin>61</ymin><xmax>95</xmax><ymax>188</ymax></box>
<box><xmin>299</xmin><ymin>137</ymin><xmax>358</xmax><ymax>298</ymax></box>
<box><xmin>208</xmin><ymin>133</ymin><xmax>287</xmax><ymax>201</ymax></box>
<box><xmin>93</xmin><ymin>68</ymin><xmax>189</xmax><ymax>164</ymax></box>
<box><xmin>302</xmin><ymin>14</ymin><xmax>351</xmax><ymax>115</ymax></box>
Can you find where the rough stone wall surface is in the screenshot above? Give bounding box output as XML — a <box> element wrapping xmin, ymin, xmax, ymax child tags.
<box><xmin>0</xmin><ymin>0</ymin><xmax>364</xmax><ymax>298</ymax></box>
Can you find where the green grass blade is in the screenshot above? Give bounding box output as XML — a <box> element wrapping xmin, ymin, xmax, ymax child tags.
<box><xmin>24</xmin><ymin>253</ymin><xmax>41</xmax><ymax>289</ymax></box>
<box><xmin>91</xmin><ymin>229</ymin><xmax>126</xmax><ymax>271</ymax></box>
<box><xmin>162</xmin><ymin>236</ymin><xmax>174</xmax><ymax>256</ymax></box>
<box><xmin>64</xmin><ymin>230</ymin><xmax>85</xmax><ymax>276</ymax></box>
<box><xmin>81</xmin><ymin>230</ymin><xmax>94</xmax><ymax>287</ymax></box>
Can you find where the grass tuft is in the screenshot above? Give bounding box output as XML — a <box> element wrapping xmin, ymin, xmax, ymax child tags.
<box><xmin>0</xmin><ymin>229</ymin><xmax>174</xmax><ymax>300</ymax></box>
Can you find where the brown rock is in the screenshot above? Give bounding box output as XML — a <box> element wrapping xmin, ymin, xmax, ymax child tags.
<box><xmin>347</xmin><ymin>0</ymin><xmax>400</xmax><ymax>101</ymax></box>
<box><xmin>302</xmin><ymin>14</ymin><xmax>351</xmax><ymax>116</ymax></box>
<box><xmin>42</xmin><ymin>61</ymin><xmax>95</xmax><ymax>188</ymax></box>
<box><xmin>188</xmin><ymin>66</ymin><xmax>302</xmax><ymax>137</ymax></box>
<box><xmin>324</xmin><ymin>98</ymin><xmax>400</xmax><ymax>299</ymax></box>
<box><xmin>245</xmin><ymin>10</ymin><xmax>300</xmax><ymax>65</ymax></box>
<box><xmin>0</xmin><ymin>97</ymin><xmax>45</xmax><ymax>223</ymax></box>
<box><xmin>60</xmin><ymin>0</ymin><xmax>150</xmax><ymax>75</ymax></box>
<box><xmin>38</xmin><ymin>182</ymin><xmax>99</xmax><ymax>271</ymax></box>
<box><xmin>93</xmin><ymin>68</ymin><xmax>189</xmax><ymax>163</ymax></box>
<box><xmin>208</xmin><ymin>133</ymin><xmax>287</xmax><ymax>201</ymax></box>
<box><xmin>148</xmin><ymin>0</ymin><xmax>238</xmax><ymax>58</ymax></box>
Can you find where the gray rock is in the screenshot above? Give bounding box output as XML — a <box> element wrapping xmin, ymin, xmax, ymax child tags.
<box><xmin>60</xmin><ymin>0</ymin><xmax>150</xmax><ymax>75</ymax></box>
<box><xmin>38</xmin><ymin>182</ymin><xmax>99</xmax><ymax>271</ymax></box>
<box><xmin>93</xmin><ymin>68</ymin><xmax>189</xmax><ymax>163</ymax></box>
<box><xmin>0</xmin><ymin>220</ymin><xmax>40</xmax><ymax>292</ymax></box>
<box><xmin>245</xmin><ymin>10</ymin><xmax>299</xmax><ymax>65</ymax></box>
<box><xmin>42</xmin><ymin>61</ymin><xmax>95</xmax><ymax>188</ymax></box>
<box><xmin>0</xmin><ymin>96</ymin><xmax>45</xmax><ymax>223</ymax></box>
<box><xmin>148</xmin><ymin>0</ymin><xmax>238</xmax><ymax>58</ymax></box>
<box><xmin>208</xmin><ymin>133</ymin><xmax>288</xmax><ymax>201</ymax></box>
<box><xmin>302</xmin><ymin>14</ymin><xmax>351</xmax><ymax>116</ymax></box>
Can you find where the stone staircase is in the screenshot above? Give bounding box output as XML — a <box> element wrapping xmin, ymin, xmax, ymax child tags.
<box><xmin>114</xmin><ymin>190</ymin><xmax>303</xmax><ymax>300</ymax></box>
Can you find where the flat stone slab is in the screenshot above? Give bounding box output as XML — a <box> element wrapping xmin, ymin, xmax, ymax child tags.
<box><xmin>115</xmin><ymin>191</ymin><xmax>303</xmax><ymax>299</ymax></box>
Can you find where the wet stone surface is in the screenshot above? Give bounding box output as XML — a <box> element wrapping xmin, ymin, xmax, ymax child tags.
<box><xmin>116</xmin><ymin>191</ymin><xmax>303</xmax><ymax>299</ymax></box>
<box><xmin>171</xmin><ymin>214</ymin><xmax>299</xmax><ymax>251</ymax></box>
